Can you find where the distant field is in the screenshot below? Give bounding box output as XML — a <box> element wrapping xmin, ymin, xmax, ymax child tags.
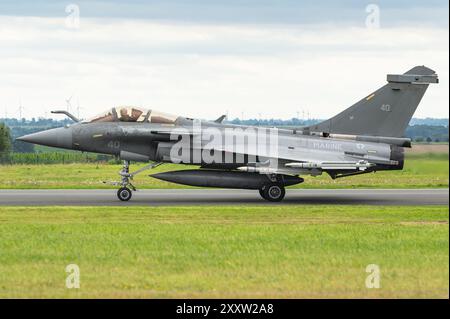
<box><xmin>0</xmin><ymin>205</ymin><xmax>447</xmax><ymax>298</ymax></box>
<box><xmin>407</xmin><ymin>144</ymin><xmax>449</xmax><ymax>154</ymax></box>
<box><xmin>0</xmin><ymin>153</ymin><xmax>447</xmax><ymax>189</ymax></box>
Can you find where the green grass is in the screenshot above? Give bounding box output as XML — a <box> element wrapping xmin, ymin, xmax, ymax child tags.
<box><xmin>0</xmin><ymin>205</ymin><xmax>447</xmax><ymax>298</ymax></box>
<box><xmin>0</xmin><ymin>154</ymin><xmax>447</xmax><ymax>189</ymax></box>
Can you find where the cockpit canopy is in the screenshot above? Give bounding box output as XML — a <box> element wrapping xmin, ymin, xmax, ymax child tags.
<box><xmin>84</xmin><ymin>107</ymin><xmax>179</xmax><ymax>124</ymax></box>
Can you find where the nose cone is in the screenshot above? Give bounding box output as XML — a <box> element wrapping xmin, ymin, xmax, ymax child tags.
<box><xmin>16</xmin><ymin>127</ymin><xmax>73</xmax><ymax>149</ymax></box>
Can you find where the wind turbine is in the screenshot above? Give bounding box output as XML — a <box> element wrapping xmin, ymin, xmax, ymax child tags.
<box><xmin>75</xmin><ymin>98</ymin><xmax>84</xmax><ymax>120</ymax></box>
<box><xmin>65</xmin><ymin>95</ymin><xmax>74</xmax><ymax>112</ymax></box>
<box><xmin>16</xmin><ymin>98</ymin><xmax>27</xmax><ymax>119</ymax></box>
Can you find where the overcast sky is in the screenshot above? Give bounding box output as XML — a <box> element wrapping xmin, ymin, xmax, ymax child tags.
<box><xmin>0</xmin><ymin>0</ymin><xmax>448</xmax><ymax>120</ymax></box>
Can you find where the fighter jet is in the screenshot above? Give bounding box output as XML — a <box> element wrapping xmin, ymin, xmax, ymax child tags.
<box><xmin>17</xmin><ymin>66</ymin><xmax>438</xmax><ymax>202</ymax></box>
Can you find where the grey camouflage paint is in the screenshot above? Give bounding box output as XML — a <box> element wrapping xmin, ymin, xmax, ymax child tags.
<box><xmin>17</xmin><ymin>66</ymin><xmax>438</xmax><ymax>201</ymax></box>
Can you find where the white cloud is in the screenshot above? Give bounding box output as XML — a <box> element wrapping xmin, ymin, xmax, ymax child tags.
<box><xmin>0</xmin><ymin>16</ymin><xmax>448</xmax><ymax>120</ymax></box>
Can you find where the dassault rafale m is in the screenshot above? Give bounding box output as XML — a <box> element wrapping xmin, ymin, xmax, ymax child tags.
<box><xmin>17</xmin><ymin>66</ymin><xmax>438</xmax><ymax>202</ymax></box>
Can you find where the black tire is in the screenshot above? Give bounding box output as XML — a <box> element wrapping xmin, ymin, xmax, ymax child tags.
<box><xmin>117</xmin><ymin>187</ymin><xmax>132</xmax><ymax>201</ymax></box>
<box><xmin>261</xmin><ymin>184</ymin><xmax>285</xmax><ymax>202</ymax></box>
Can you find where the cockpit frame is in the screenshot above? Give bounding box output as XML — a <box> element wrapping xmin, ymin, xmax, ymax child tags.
<box><xmin>84</xmin><ymin>107</ymin><xmax>179</xmax><ymax>124</ymax></box>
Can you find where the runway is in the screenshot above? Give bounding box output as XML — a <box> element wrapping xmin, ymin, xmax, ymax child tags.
<box><xmin>0</xmin><ymin>189</ymin><xmax>448</xmax><ymax>206</ymax></box>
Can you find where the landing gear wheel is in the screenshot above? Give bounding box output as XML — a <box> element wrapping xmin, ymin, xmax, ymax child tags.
<box><xmin>260</xmin><ymin>184</ymin><xmax>285</xmax><ymax>202</ymax></box>
<box><xmin>117</xmin><ymin>187</ymin><xmax>132</xmax><ymax>201</ymax></box>
<box><xmin>107</xmin><ymin>160</ymin><xmax>163</xmax><ymax>201</ymax></box>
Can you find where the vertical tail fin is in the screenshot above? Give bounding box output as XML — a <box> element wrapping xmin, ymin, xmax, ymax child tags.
<box><xmin>306</xmin><ymin>66</ymin><xmax>438</xmax><ymax>138</ymax></box>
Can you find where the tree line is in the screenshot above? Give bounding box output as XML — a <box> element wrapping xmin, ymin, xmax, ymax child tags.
<box><xmin>0</xmin><ymin>120</ymin><xmax>116</xmax><ymax>164</ymax></box>
<box><xmin>0</xmin><ymin>118</ymin><xmax>448</xmax><ymax>164</ymax></box>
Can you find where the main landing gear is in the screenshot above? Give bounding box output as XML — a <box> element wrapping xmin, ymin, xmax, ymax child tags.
<box><xmin>105</xmin><ymin>160</ymin><xmax>163</xmax><ymax>201</ymax></box>
<box><xmin>259</xmin><ymin>183</ymin><xmax>286</xmax><ymax>202</ymax></box>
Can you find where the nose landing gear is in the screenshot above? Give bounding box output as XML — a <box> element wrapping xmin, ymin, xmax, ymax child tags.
<box><xmin>117</xmin><ymin>187</ymin><xmax>132</xmax><ymax>201</ymax></box>
<box><xmin>115</xmin><ymin>160</ymin><xmax>135</xmax><ymax>201</ymax></box>
<box><xmin>104</xmin><ymin>160</ymin><xmax>163</xmax><ymax>201</ymax></box>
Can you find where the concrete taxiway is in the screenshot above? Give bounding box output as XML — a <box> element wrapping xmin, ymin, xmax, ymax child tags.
<box><xmin>0</xmin><ymin>189</ymin><xmax>448</xmax><ymax>206</ymax></box>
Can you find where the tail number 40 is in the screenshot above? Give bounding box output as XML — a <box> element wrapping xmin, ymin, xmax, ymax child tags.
<box><xmin>381</xmin><ymin>104</ymin><xmax>392</xmax><ymax>112</ymax></box>
<box><xmin>108</xmin><ymin>141</ymin><xmax>120</xmax><ymax>149</ymax></box>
